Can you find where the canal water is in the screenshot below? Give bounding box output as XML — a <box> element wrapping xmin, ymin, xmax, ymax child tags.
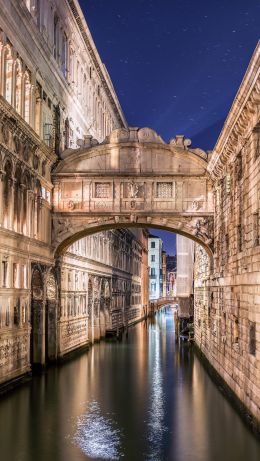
<box><xmin>0</xmin><ymin>311</ymin><xmax>260</xmax><ymax>461</ymax></box>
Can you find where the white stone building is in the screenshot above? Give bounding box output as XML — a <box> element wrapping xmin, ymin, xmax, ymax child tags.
<box><xmin>148</xmin><ymin>235</ymin><xmax>163</xmax><ymax>300</ymax></box>
<box><xmin>0</xmin><ymin>0</ymin><xmax>147</xmax><ymax>386</ymax></box>
<box><xmin>176</xmin><ymin>235</ymin><xmax>194</xmax><ymax>317</ymax></box>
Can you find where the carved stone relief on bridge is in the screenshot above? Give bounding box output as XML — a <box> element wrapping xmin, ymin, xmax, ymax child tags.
<box><xmin>52</xmin><ymin>127</ymin><xmax>214</xmax><ymax>255</ymax></box>
<box><xmin>53</xmin><ymin>177</ymin><xmax>211</xmax><ymax>214</ymax></box>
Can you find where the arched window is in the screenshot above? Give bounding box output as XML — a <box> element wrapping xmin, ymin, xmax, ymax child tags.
<box><xmin>21</xmin><ymin>171</ymin><xmax>31</xmax><ymax>236</ymax></box>
<box><xmin>83</xmin><ymin>73</ymin><xmax>87</xmax><ymax>104</ymax></box>
<box><xmin>53</xmin><ymin>14</ymin><xmax>59</xmax><ymax>60</ymax></box>
<box><xmin>61</xmin><ymin>32</ymin><xmax>68</xmax><ymax>77</ymax></box>
<box><xmin>2</xmin><ymin>159</ymin><xmax>13</xmax><ymax>228</ymax></box>
<box><xmin>4</xmin><ymin>46</ymin><xmax>13</xmax><ymax>104</ymax></box>
<box><xmin>14</xmin><ymin>60</ymin><xmax>22</xmax><ymax>114</ymax></box>
<box><xmin>34</xmin><ymin>180</ymin><xmax>42</xmax><ymax>239</ymax></box>
<box><xmin>68</xmin><ymin>46</ymin><xmax>74</xmax><ymax>82</ymax></box>
<box><xmin>13</xmin><ymin>165</ymin><xmax>22</xmax><ymax>233</ymax></box>
<box><xmin>24</xmin><ymin>72</ymin><xmax>31</xmax><ymax>124</ymax></box>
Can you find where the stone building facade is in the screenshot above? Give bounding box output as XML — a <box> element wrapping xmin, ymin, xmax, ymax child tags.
<box><xmin>195</xmin><ymin>42</ymin><xmax>260</xmax><ymax>426</ymax></box>
<box><xmin>0</xmin><ymin>0</ymin><xmax>130</xmax><ymax>386</ymax></box>
<box><xmin>59</xmin><ymin>228</ymin><xmax>149</xmax><ymax>357</ymax></box>
<box><xmin>148</xmin><ymin>235</ymin><xmax>163</xmax><ymax>300</ymax></box>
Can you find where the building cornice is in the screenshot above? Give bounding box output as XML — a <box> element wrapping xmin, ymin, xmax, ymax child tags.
<box><xmin>208</xmin><ymin>41</ymin><xmax>260</xmax><ymax>180</ymax></box>
<box><xmin>66</xmin><ymin>0</ymin><xmax>127</xmax><ymax>129</ymax></box>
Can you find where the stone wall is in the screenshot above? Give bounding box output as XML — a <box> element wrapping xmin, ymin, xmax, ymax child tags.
<box><xmin>196</xmin><ymin>42</ymin><xmax>260</xmax><ymax>424</ymax></box>
<box><xmin>59</xmin><ymin>228</ymin><xmax>149</xmax><ymax>356</ymax></box>
<box><xmin>0</xmin><ymin>0</ymin><xmax>127</xmax><ymax>387</ymax></box>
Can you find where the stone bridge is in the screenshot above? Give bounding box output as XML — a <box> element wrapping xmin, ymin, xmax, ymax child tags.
<box><xmin>52</xmin><ymin>127</ymin><xmax>214</xmax><ymax>256</ymax></box>
<box><xmin>150</xmin><ymin>297</ymin><xmax>178</xmax><ymax>310</ymax></box>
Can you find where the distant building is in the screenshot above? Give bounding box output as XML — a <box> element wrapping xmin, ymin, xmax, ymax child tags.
<box><xmin>148</xmin><ymin>235</ymin><xmax>163</xmax><ymax>300</ymax></box>
<box><xmin>176</xmin><ymin>235</ymin><xmax>194</xmax><ymax>317</ymax></box>
<box><xmin>167</xmin><ymin>255</ymin><xmax>177</xmax><ymax>273</ymax></box>
<box><xmin>166</xmin><ymin>255</ymin><xmax>177</xmax><ymax>297</ymax></box>
<box><xmin>162</xmin><ymin>251</ymin><xmax>167</xmax><ymax>297</ymax></box>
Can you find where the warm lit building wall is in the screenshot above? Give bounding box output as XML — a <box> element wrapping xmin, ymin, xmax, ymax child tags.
<box><xmin>0</xmin><ymin>0</ymin><xmax>126</xmax><ymax>152</ymax></box>
<box><xmin>59</xmin><ymin>228</ymin><xmax>148</xmax><ymax>355</ymax></box>
<box><xmin>0</xmin><ymin>0</ymin><xmax>127</xmax><ymax>385</ymax></box>
<box><xmin>199</xmin><ymin>41</ymin><xmax>260</xmax><ymax>424</ymax></box>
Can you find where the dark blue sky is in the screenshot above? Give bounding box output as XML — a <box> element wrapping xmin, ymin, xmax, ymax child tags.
<box><xmin>79</xmin><ymin>0</ymin><xmax>259</xmax><ymax>254</ymax></box>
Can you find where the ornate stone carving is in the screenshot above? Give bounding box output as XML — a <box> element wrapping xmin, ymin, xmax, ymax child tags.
<box><xmin>127</xmin><ymin>181</ymin><xmax>139</xmax><ymax>198</ymax></box>
<box><xmin>42</xmin><ymin>160</ymin><xmax>47</xmax><ymax>177</ymax></box>
<box><xmin>191</xmin><ymin>218</ymin><xmax>214</xmax><ymax>244</ymax></box>
<box><xmin>109</xmin><ymin>128</ymin><xmax>130</xmax><ymax>143</ymax></box>
<box><xmin>68</xmin><ymin>200</ymin><xmax>75</xmax><ymax>210</ymax></box>
<box><xmin>138</xmin><ymin>127</ymin><xmax>163</xmax><ymax>144</ymax></box>
<box><xmin>46</xmin><ymin>272</ymin><xmax>56</xmax><ymax>300</ymax></box>
<box><xmin>33</xmin><ymin>154</ymin><xmax>39</xmax><ymax>170</ymax></box>
<box><xmin>23</xmin><ymin>143</ymin><xmax>30</xmax><ymax>162</ymax></box>
<box><xmin>13</xmin><ymin>135</ymin><xmax>21</xmax><ymax>154</ymax></box>
<box><xmin>2</xmin><ymin>124</ymin><xmax>9</xmax><ymax>145</ymax></box>
<box><xmin>170</xmin><ymin>135</ymin><xmax>191</xmax><ymax>149</ymax></box>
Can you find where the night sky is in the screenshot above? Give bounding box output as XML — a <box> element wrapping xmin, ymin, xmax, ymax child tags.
<box><xmin>79</xmin><ymin>0</ymin><xmax>260</xmax><ymax>255</ymax></box>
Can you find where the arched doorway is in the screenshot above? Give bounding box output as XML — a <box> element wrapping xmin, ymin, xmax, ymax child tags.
<box><xmin>30</xmin><ymin>265</ymin><xmax>58</xmax><ymax>367</ymax></box>
<box><xmin>45</xmin><ymin>268</ymin><xmax>58</xmax><ymax>361</ymax></box>
<box><xmin>93</xmin><ymin>277</ymin><xmax>100</xmax><ymax>341</ymax></box>
<box><xmin>30</xmin><ymin>266</ymin><xmax>45</xmax><ymax>366</ymax></box>
<box><xmin>100</xmin><ymin>279</ymin><xmax>111</xmax><ymax>337</ymax></box>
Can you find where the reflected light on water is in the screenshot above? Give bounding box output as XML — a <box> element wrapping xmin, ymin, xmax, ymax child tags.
<box><xmin>146</xmin><ymin>323</ymin><xmax>167</xmax><ymax>460</ymax></box>
<box><xmin>73</xmin><ymin>401</ymin><xmax>123</xmax><ymax>460</ymax></box>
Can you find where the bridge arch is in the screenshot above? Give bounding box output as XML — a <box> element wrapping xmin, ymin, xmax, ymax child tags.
<box><xmin>54</xmin><ymin>220</ymin><xmax>213</xmax><ymax>264</ymax></box>
<box><xmin>52</xmin><ymin>127</ymin><xmax>214</xmax><ymax>263</ymax></box>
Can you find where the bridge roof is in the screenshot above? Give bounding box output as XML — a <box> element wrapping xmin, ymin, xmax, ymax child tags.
<box><xmin>54</xmin><ymin>127</ymin><xmax>210</xmax><ymax>176</ymax></box>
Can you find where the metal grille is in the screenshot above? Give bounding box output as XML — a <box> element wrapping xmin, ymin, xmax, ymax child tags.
<box><xmin>157</xmin><ymin>182</ymin><xmax>172</xmax><ymax>198</ymax></box>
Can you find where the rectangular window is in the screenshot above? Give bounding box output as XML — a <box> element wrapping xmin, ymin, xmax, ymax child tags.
<box><xmin>253</xmin><ymin>212</ymin><xmax>259</xmax><ymax>247</ymax></box>
<box><xmin>13</xmin><ymin>298</ymin><xmax>20</xmax><ymax>326</ymax></box>
<box><xmin>237</xmin><ymin>224</ymin><xmax>242</xmax><ymax>252</ymax></box>
<box><xmin>21</xmin><ymin>265</ymin><xmax>27</xmax><ymax>289</ymax></box>
<box><xmin>225</xmin><ymin>234</ymin><xmax>229</xmax><ymax>258</ymax></box>
<box><xmin>151</xmin><ymin>282</ymin><xmax>156</xmax><ymax>292</ymax></box>
<box><xmin>62</xmin><ymin>33</ymin><xmax>68</xmax><ymax>77</ymax></box>
<box><xmin>236</xmin><ymin>152</ymin><xmax>243</xmax><ymax>181</ymax></box>
<box><xmin>150</xmin><ymin>268</ymin><xmax>156</xmax><ymax>276</ymax></box>
<box><xmin>157</xmin><ymin>182</ymin><xmax>172</xmax><ymax>198</ymax></box>
<box><xmin>13</xmin><ymin>263</ymin><xmax>18</xmax><ymax>288</ymax></box>
<box><xmin>2</xmin><ymin>261</ymin><xmax>8</xmax><ymax>288</ymax></box>
<box><xmin>249</xmin><ymin>321</ymin><xmax>256</xmax><ymax>356</ymax></box>
<box><xmin>54</xmin><ymin>15</ymin><xmax>59</xmax><ymax>60</ymax></box>
<box><xmin>253</xmin><ymin>125</ymin><xmax>260</xmax><ymax>160</ymax></box>
<box><xmin>95</xmin><ymin>183</ymin><xmax>110</xmax><ymax>198</ymax></box>
<box><xmin>233</xmin><ymin>318</ymin><xmax>239</xmax><ymax>344</ymax></box>
<box><xmin>151</xmin><ymin>242</ymin><xmax>155</xmax><ymax>248</ymax></box>
<box><xmin>5</xmin><ymin>305</ymin><xmax>10</xmax><ymax>327</ymax></box>
<box><xmin>256</xmin><ymin>134</ymin><xmax>260</xmax><ymax>159</ymax></box>
<box><xmin>151</xmin><ymin>255</ymin><xmax>155</xmax><ymax>262</ymax></box>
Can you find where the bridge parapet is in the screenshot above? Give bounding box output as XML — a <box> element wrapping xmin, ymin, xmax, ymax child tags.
<box><xmin>52</xmin><ymin>128</ymin><xmax>214</xmax><ymax>255</ymax></box>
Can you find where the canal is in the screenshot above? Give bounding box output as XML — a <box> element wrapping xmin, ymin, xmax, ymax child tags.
<box><xmin>0</xmin><ymin>311</ymin><xmax>260</xmax><ymax>461</ymax></box>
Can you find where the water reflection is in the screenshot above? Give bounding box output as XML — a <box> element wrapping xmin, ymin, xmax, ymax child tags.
<box><xmin>146</xmin><ymin>321</ymin><xmax>167</xmax><ymax>460</ymax></box>
<box><xmin>0</xmin><ymin>312</ymin><xmax>259</xmax><ymax>461</ymax></box>
<box><xmin>73</xmin><ymin>401</ymin><xmax>123</xmax><ymax>460</ymax></box>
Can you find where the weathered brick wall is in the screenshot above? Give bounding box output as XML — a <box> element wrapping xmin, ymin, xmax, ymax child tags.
<box><xmin>194</xmin><ymin>124</ymin><xmax>260</xmax><ymax>423</ymax></box>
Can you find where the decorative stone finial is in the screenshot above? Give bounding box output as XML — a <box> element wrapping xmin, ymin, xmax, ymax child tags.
<box><xmin>170</xmin><ymin>135</ymin><xmax>192</xmax><ymax>149</ymax></box>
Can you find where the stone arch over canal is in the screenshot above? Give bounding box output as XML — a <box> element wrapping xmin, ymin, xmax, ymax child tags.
<box><xmin>52</xmin><ymin>127</ymin><xmax>214</xmax><ymax>259</ymax></box>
